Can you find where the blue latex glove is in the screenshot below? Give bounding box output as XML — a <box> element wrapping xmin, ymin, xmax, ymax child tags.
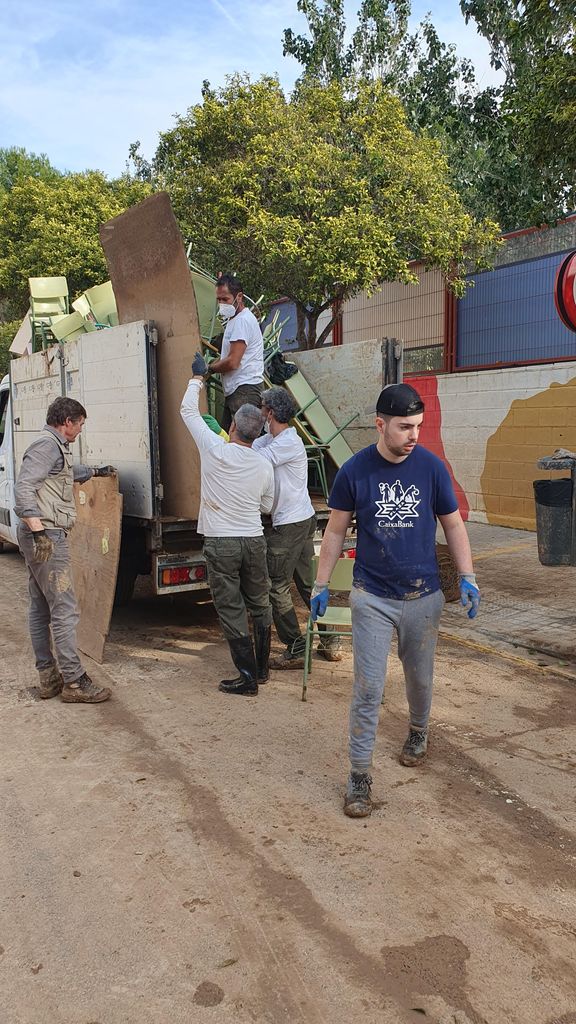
<box><xmin>459</xmin><ymin>574</ymin><xmax>481</xmax><ymax>619</ymax></box>
<box><xmin>310</xmin><ymin>585</ymin><xmax>329</xmax><ymax>621</ymax></box>
<box><xmin>191</xmin><ymin>351</ymin><xmax>208</xmax><ymax>376</ymax></box>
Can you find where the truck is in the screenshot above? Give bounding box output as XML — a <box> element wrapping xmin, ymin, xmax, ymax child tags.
<box><xmin>0</xmin><ymin>193</ymin><xmax>215</xmax><ymax>604</ymax></box>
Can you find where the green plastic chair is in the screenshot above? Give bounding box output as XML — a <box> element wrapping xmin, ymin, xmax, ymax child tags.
<box><xmin>29</xmin><ymin>276</ymin><xmax>69</xmax><ymax>350</ymax></box>
<box><xmin>84</xmin><ymin>282</ymin><xmax>118</xmax><ymax>326</ymax></box>
<box><xmin>302</xmin><ymin>556</ymin><xmax>354</xmax><ymax>701</ymax></box>
<box><xmin>284</xmin><ymin>368</ymin><xmax>358</xmax><ymax>471</ymax></box>
<box><xmin>50</xmin><ymin>311</ymin><xmax>90</xmax><ymax>343</ymax></box>
<box><xmin>191</xmin><ymin>269</ymin><xmax>219</xmax><ymax>343</ymax></box>
<box><xmin>29</xmin><ymin>276</ymin><xmax>69</xmax><ymax>318</ymax></box>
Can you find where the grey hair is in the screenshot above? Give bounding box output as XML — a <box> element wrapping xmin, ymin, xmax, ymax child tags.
<box><xmin>262</xmin><ymin>387</ymin><xmax>297</xmax><ymax>424</ymax></box>
<box><xmin>233</xmin><ymin>403</ymin><xmax>265</xmax><ymax>443</ymax></box>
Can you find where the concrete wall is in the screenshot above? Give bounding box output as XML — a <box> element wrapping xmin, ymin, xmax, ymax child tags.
<box><xmin>290</xmin><ymin>338</ymin><xmax>384</xmax><ymax>453</ymax></box>
<box><xmin>411</xmin><ymin>363</ymin><xmax>576</xmax><ymax>530</ymax></box>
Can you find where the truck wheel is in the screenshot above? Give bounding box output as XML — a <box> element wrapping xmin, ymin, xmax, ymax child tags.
<box><xmin>114</xmin><ymin>568</ymin><xmax>137</xmax><ymax>607</ymax></box>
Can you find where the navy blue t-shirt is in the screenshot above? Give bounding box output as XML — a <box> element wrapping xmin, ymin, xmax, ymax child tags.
<box><xmin>329</xmin><ymin>444</ymin><xmax>458</xmax><ymax>600</ymax></box>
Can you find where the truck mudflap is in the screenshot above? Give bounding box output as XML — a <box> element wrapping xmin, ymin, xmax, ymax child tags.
<box><xmin>154</xmin><ymin>552</ymin><xmax>209</xmax><ymax>595</ymax></box>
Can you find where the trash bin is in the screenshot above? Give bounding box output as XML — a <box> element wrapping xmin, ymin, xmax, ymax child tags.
<box><xmin>533</xmin><ymin>479</ymin><xmax>573</xmax><ymax>565</ymax></box>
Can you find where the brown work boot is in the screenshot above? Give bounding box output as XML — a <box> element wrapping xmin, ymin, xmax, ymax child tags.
<box><xmin>61</xmin><ymin>673</ymin><xmax>111</xmax><ymax>703</ymax></box>
<box><xmin>269</xmin><ymin>650</ymin><xmax>305</xmax><ymax>670</ymax></box>
<box><xmin>38</xmin><ymin>666</ymin><xmax>64</xmax><ymax>699</ymax></box>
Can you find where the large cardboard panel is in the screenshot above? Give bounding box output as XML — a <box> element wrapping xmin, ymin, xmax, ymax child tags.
<box><xmin>100</xmin><ymin>192</ymin><xmax>205</xmax><ymax>519</ymax></box>
<box><xmin>70</xmin><ymin>477</ymin><xmax>123</xmax><ymax>663</ymax></box>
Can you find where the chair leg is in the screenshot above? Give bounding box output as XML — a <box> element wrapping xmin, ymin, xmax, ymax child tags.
<box><xmin>302</xmin><ymin>619</ymin><xmax>313</xmax><ymax>702</ymax></box>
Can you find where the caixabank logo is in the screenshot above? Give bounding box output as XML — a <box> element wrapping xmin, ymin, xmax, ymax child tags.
<box><xmin>375</xmin><ymin>481</ymin><xmax>420</xmax><ymax>528</ymax></box>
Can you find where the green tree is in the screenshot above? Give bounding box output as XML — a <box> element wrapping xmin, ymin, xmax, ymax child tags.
<box><xmin>284</xmin><ymin>0</ymin><xmax>575</xmax><ymax>228</ymax></box>
<box><xmin>461</xmin><ymin>0</ymin><xmax>576</xmax><ymax>222</ymax></box>
<box><xmin>0</xmin><ymin>146</ymin><xmax>61</xmax><ymax>193</ymax></box>
<box><xmin>153</xmin><ymin>74</ymin><xmax>499</xmax><ymax>348</ymax></box>
<box><xmin>0</xmin><ymin>172</ymin><xmax>151</xmax><ymax>318</ymax></box>
<box><xmin>0</xmin><ymin>320</ymin><xmax>19</xmax><ymax>379</ymax></box>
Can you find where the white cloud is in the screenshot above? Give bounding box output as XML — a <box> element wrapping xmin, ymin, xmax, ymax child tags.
<box><xmin>0</xmin><ymin>0</ymin><xmax>501</xmax><ymax>177</ymax></box>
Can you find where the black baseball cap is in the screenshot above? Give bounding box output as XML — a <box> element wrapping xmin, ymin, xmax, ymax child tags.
<box><xmin>376</xmin><ymin>383</ymin><xmax>424</xmax><ymax>417</ymax></box>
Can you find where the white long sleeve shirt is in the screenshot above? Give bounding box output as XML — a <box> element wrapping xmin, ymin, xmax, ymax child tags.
<box><xmin>252</xmin><ymin>427</ymin><xmax>315</xmax><ymax>527</ymax></box>
<box><xmin>180</xmin><ymin>379</ymin><xmax>274</xmax><ymax>537</ymax></box>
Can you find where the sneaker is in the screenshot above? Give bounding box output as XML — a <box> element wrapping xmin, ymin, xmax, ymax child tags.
<box><xmin>399</xmin><ymin>727</ymin><xmax>428</xmax><ymax>766</ymax></box>
<box><xmin>38</xmin><ymin>666</ymin><xmax>64</xmax><ymax>699</ymax></box>
<box><xmin>61</xmin><ymin>673</ymin><xmax>111</xmax><ymax>703</ymax></box>
<box><xmin>343</xmin><ymin>771</ymin><xmax>373</xmax><ymax>818</ymax></box>
<box><xmin>269</xmin><ymin>650</ymin><xmax>305</xmax><ymax>670</ymax></box>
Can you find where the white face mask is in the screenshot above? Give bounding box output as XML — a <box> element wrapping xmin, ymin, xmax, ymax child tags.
<box><xmin>218</xmin><ymin>302</ymin><xmax>236</xmax><ymax>320</ymax></box>
<box><xmin>264</xmin><ymin>417</ymin><xmax>271</xmax><ymax>434</ymax></box>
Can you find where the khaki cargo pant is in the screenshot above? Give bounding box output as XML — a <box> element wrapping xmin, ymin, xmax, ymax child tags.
<box><xmin>264</xmin><ymin>515</ymin><xmax>340</xmax><ymax>656</ymax></box>
<box><xmin>222</xmin><ymin>383</ymin><xmax>263</xmax><ymax>432</ymax></box>
<box><xmin>203</xmin><ymin>535</ymin><xmax>272</xmax><ymax>640</ymax></box>
<box><xmin>17</xmin><ymin>525</ymin><xmax>85</xmax><ymax>684</ymax></box>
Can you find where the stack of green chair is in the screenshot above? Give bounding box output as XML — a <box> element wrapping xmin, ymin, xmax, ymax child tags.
<box><xmin>29</xmin><ymin>276</ymin><xmax>69</xmax><ymax>350</ymax></box>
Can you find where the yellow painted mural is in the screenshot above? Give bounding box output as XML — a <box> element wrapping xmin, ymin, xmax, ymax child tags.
<box><xmin>482</xmin><ymin>377</ymin><xmax>576</xmax><ymax>529</ymax></box>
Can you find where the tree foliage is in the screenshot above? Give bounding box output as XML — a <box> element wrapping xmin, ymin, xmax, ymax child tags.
<box><xmin>153</xmin><ymin>74</ymin><xmax>499</xmax><ymax>348</ymax></box>
<box><xmin>0</xmin><ymin>320</ymin><xmax>19</xmax><ymax>379</ymax></box>
<box><xmin>0</xmin><ymin>171</ymin><xmax>151</xmax><ymax>319</ymax></box>
<box><xmin>461</xmin><ymin>0</ymin><xmax>575</xmax><ymax>222</ymax></box>
<box><xmin>284</xmin><ymin>0</ymin><xmax>575</xmax><ymax>229</ymax></box>
<box><xmin>0</xmin><ymin>146</ymin><xmax>61</xmax><ymax>193</ymax></box>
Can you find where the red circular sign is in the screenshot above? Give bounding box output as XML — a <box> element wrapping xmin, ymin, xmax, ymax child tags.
<box><xmin>555</xmin><ymin>250</ymin><xmax>576</xmax><ymax>332</ymax></box>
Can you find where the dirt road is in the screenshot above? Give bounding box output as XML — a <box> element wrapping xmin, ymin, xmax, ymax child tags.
<box><xmin>0</xmin><ymin>548</ymin><xmax>575</xmax><ymax>1024</ymax></box>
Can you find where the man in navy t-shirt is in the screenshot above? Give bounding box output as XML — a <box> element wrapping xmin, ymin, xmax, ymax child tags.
<box><xmin>311</xmin><ymin>383</ymin><xmax>480</xmax><ymax>819</ymax></box>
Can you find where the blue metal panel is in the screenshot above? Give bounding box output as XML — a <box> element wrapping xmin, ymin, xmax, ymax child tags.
<box><xmin>457</xmin><ymin>250</ymin><xmax>576</xmax><ymax>367</ymax></box>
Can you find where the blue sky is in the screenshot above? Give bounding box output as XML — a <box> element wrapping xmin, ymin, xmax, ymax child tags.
<box><xmin>0</xmin><ymin>0</ymin><xmax>499</xmax><ymax>178</ymax></box>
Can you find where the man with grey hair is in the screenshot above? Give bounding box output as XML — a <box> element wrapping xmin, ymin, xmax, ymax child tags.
<box><xmin>253</xmin><ymin>386</ymin><xmax>341</xmax><ymax>669</ymax></box>
<box><xmin>181</xmin><ymin>354</ymin><xmax>274</xmax><ymax>696</ymax></box>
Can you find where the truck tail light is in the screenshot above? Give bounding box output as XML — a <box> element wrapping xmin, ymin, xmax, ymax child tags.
<box><xmin>160</xmin><ymin>565</ymin><xmax>207</xmax><ymax>586</ymax></box>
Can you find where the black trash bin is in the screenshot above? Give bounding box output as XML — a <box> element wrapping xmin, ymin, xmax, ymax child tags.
<box><xmin>533</xmin><ymin>478</ymin><xmax>573</xmax><ymax>565</ymax></box>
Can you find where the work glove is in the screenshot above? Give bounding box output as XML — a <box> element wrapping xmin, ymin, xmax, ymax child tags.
<box><xmin>32</xmin><ymin>530</ymin><xmax>54</xmax><ymax>564</ymax></box>
<box><xmin>459</xmin><ymin>573</ymin><xmax>481</xmax><ymax>619</ymax></box>
<box><xmin>202</xmin><ymin>414</ymin><xmax>229</xmax><ymax>441</ymax></box>
<box><xmin>93</xmin><ymin>465</ymin><xmax>117</xmax><ymax>477</ymax></box>
<box><xmin>191</xmin><ymin>351</ymin><xmax>208</xmax><ymax>377</ymax></box>
<box><xmin>310</xmin><ymin>582</ymin><xmax>329</xmax><ymax>621</ymax></box>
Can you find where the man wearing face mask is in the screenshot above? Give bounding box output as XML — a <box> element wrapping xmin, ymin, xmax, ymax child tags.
<box><xmin>253</xmin><ymin>387</ymin><xmax>342</xmax><ymax>669</ymax></box>
<box><xmin>206</xmin><ymin>273</ymin><xmax>265</xmax><ymax>432</ymax></box>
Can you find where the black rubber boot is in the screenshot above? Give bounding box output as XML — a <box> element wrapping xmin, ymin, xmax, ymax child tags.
<box><xmin>253</xmin><ymin>622</ymin><xmax>271</xmax><ymax>683</ymax></box>
<box><xmin>219</xmin><ymin>636</ymin><xmax>259</xmax><ymax>695</ymax></box>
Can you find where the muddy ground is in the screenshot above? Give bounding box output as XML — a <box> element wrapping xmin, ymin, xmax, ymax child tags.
<box><xmin>0</xmin><ymin>547</ymin><xmax>575</xmax><ymax>1024</ymax></box>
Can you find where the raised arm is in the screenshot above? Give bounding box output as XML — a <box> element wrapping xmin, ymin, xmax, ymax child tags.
<box><xmin>180</xmin><ymin>377</ymin><xmax>221</xmax><ymax>452</ymax></box>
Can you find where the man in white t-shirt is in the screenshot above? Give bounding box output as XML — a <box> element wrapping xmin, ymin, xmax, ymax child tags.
<box><xmin>206</xmin><ymin>273</ymin><xmax>264</xmax><ymax>432</ymax></box>
<box><xmin>253</xmin><ymin>387</ymin><xmax>342</xmax><ymax>669</ymax></box>
<box><xmin>180</xmin><ymin>355</ymin><xmax>274</xmax><ymax>696</ymax></box>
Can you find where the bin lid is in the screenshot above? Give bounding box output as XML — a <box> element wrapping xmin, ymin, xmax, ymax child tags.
<box><xmin>537</xmin><ymin>449</ymin><xmax>576</xmax><ymax>470</ymax></box>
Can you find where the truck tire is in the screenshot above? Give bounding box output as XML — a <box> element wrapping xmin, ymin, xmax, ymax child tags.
<box><xmin>113</xmin><ymin>567</ymin><xmax>138</xmax><ymax>607</ymax></box>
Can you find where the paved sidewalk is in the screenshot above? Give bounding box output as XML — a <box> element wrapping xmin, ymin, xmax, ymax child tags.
<box><xmin>442</xmin><ymin>521</ymin><xmax>576</xmax><ymax>672</ymax></box>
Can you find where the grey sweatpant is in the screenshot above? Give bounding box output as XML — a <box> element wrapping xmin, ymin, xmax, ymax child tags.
<box><xmin>17</xmin><ymin>525</ymin><xmax>84</xmax><ymax>684</ymax></box>
<box><xmin>348</xmin><ymin>586</ymin><xmax>445</xmax><ymax>771</ymax></box>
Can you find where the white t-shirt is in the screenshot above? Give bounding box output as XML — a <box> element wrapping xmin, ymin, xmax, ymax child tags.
<box><xmin>221</xmin><ymin>307</ymin><xmax>264</xmax><ymax>396</ymax></box>
<box><xmin>180</xmin><ymin>380</ymin><xmax>274</xmax><ymax>537</ymax></box>
<box><xmin>252</xmin><ymin>427</ymin><xmax>315</xmax><ymax>527</ymax></box>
